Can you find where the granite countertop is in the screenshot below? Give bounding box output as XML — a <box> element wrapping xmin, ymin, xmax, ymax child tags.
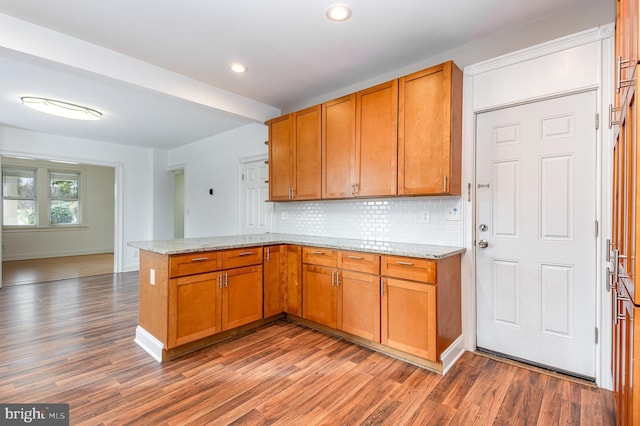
<box><xmin>128</xmin><ymin>233</ymin><xmax>465</xmax><ymax>260</ymax></box>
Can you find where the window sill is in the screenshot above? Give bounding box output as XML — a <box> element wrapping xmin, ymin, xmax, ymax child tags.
<box><xmin>3</xmin><ymin>225</ymin><xmax>89</xmax><ymax>233</ymax></box>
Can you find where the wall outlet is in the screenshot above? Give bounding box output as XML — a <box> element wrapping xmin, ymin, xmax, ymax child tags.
<box><xmin>150</xmin><ymin>269</ymin><xmax>155</xmax><ymax>285</ymax></box>
<box><xmin>420</xmin><ymin>210</ymin><xmax>431</xmax><ymax>224</ymax></box>
<box><xmin>132</xmin><ymin>249</ymin><xmax>139</xmax><ymax>258</ymax></box>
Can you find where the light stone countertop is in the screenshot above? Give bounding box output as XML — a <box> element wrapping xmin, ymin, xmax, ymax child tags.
<box><xmin>128</xmin><ymin>233</ymin><xmax>465</xmax><ymax>260</ymax></box>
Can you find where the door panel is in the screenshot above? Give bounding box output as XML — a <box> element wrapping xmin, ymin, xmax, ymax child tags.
<box><xmin>476</xmin><ymin>91</ymin><xmax>597</xmax><ymax>379</ymax></box>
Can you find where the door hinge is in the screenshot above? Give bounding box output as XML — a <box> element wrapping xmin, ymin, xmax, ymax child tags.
<box><xmin>595</xmin><ymin>112</ymin><xmax>600</xmax><ymax>130</ymax></box>
<box><xmin>595</xmin><ymin>220</ymin><xmax>599</xmax><ymax>237</ymax></box>
<box><xmin>595</xmin><ymin>327</ymin><xmax>599</xmax><ymax>344</ymax></box>
<box><xmin>241</xmin><ymin>173</ymin><xmax>245</xmax><ymax>181</ymax></box>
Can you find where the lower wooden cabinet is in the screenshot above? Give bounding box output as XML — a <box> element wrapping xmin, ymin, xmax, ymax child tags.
<box><xmin>381</xmin><ymin>277</ymin><xmax>436</xmax><ymax>360</ymax></box>
<box><xmin>264</xmin><ymin>245</ymin><xmax>285</xmax><ymax>318</ymax></box>
<box><xmin>222</xmin><ymin>265</ymin><xmax>263</xmax><ymax>331</ymax></box>
<box><xmin>168</xmin><ymin>272</ymin><xmax>221</xmax><ymax>348</ymax></box>
<box><xmin>285</xmin><ymin>246</ymin><xmax>303</xmax><ymax>316</ymax></box>
<box><xmin>339</xmin><ymin>269</ymin><xmax>381</xmax><ymax>342</ymax></box>
<box><xmin>381</xmin><ymin>254</ymin><xmax>461</xmax><ymax>363</ymax></box>
<box><xmin>613</xmin><ymin>282</ymin><xmax>640</xmax><ymax>426</ymax></box>
<box><xmin>303</xmin><ymin>264</ymin><xmax>337</xmax><ymax>328</ymax></box>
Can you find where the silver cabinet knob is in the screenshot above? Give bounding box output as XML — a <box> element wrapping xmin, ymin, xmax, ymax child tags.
<box><xmin>478</xmin><ymin>240</ymin><xmax>489</xmax><ymax>248</ymax></box>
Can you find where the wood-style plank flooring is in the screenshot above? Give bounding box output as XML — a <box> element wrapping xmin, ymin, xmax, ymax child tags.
<box><xmin>2</xmin><ymin>253</ymin><xmax>114</xmax><ymax>286</ymax></box>
<box><xmin>0</xmin><ymin>272</ymin><xmax>615</xmax><ymax>425</ymax></box>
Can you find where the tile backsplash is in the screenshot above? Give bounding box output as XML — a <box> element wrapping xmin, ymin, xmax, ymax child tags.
<box><xmin>272</xmin><ymin>196</ymin><xmax>463</xmax><ymax>247</ymax></box>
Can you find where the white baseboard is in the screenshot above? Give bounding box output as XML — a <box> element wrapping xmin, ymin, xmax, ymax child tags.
<box><xmin>441</xmin><ymin>335</ymin><xmax>465</xmax><ymax>375</ymax></box>
<box><xmin>2</xmin><ymin>248</ymin><xmax>113</xmax><ymax>261</ymax></box>
<box><xmin>134</xmin><ymin>326</ymin><xmax>163</xmax><ymax>362</ymax></box>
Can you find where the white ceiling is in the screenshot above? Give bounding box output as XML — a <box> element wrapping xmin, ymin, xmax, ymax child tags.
<box><xmin>0</xmin><ymin>0</ymin><xmax>615</xmax><ymax>149</ymax></box>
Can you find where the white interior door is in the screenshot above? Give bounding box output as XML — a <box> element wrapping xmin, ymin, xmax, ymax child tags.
<box><xmin>241</xmin><ymin>158</ymin><xmax>272</xmax><ymax>234</ymax></box>
<box><xmin>475</xmin><ymin>91</ymin><xmax>597</xmax><ymax>379</ymax></box>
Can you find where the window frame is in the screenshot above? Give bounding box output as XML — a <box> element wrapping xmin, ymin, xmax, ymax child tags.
<box><xmin>48</xmin><ymin>169</ymin><xmax>81</xmax><ymax>226</ymax></box>
<box><xmin>2</xmin><ymin>166</ymin><xmax>38</xmax><ymax>227</ymax></box>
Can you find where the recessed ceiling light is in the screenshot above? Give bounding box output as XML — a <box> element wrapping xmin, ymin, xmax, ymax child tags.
<box><xmin>20</xmin><ymin>97</ymin><xmax>102</xmax><ymax>120</ymax></box>
<box><xmin>326</xmin><ymin>4</ymin><xmax>352</xmax><ymax>22</ymax></box>
<box><xmin>230</xmin><ymin>63</ymin><xmax>247</xmax><ymax>73</ymax></box>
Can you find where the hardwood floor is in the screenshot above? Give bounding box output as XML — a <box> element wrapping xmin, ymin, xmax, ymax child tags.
<box><xmin>2</xmin><ymin>253</ymin><xmax>114</xmax><ymax>286</ymax></box>
<box><xmin>0</xmin><ymin>272</ymin><xmax>615</xmax><ymax>425</ymax></box>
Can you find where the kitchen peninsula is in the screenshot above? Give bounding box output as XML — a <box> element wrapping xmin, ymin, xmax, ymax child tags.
<box><xmin>129</xmin><ymin>233</ymin><xmax>464</xmax><ymax>374</ymax></box>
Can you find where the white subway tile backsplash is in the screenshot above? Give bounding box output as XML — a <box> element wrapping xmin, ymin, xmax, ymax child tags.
<box><xmin>272</xmin><ymin>196</ymin><xmax>463</xmax><ymax>246</ymax></box>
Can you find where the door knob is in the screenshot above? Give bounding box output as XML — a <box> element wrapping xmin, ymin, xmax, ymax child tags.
<box><xmin>478</xmin><ymin>240</ymin><xmax>489</xmax><ymax>248</ymax></box>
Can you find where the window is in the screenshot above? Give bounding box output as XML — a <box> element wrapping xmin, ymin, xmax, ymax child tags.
<box><xmin>50</xmin><ymin>171</ymin><xmax>80</xmax><ymax>225</ymax></box>
<box><xmin>2</xmin><ymin>164</ymin><xmax>83</xmax><ymax>227</ymax></box>
<box><xmin>2</xmin><ymin>168</ymin><xmax>36</xmax><ymax>225</ymax></box>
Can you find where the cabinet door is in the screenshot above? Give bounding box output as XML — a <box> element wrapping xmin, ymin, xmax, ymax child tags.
<box><xmin>168</xmin><ymin>272</ymin><xmax>221</xmax><ymax>348</ymax></box>
<box><xmin>398</xmin><ymin>61</ymin><xmax>462</xmax><ymax>195</ymax></box>
<box><xmin>263</xmin><ymin>245</ymin><xmax>285</xmax><ymax>318</ymax></box>
<box><xmin>285</xmin><ymin>245</ymin><xmax>303</xmax><ymax>316</ymax></box>
<box><xmin>338</xmin><ymin>270</ymin><xmax>381</xmax><ymax>342</ymax></box>
<box><xmin>222</xmin><ymin>265</ymin><xmax>263</xmax><ymax>331</ymax></box>
<box><xmin>294</xmin><ymin>106</ymin><xmax>322</xmax><ymax>200</ymax></box>
<box><xmin>303</xmin><ymin>264</ymin><xmax>337</xmax><ymax>328</ymax></box>
<box><xmin>268</xmin><ymin>114</ymin><xmax>293</xmax><ymax>201</ymax></box>
<box><xmin>381</xmin><ymin>277</ymin><xmax>437</xmax><ymax>361</ymax></box>
<box><xmin>322</xmin><ymin>94</ymin><xmax>356</xmax><ymax>199</ymax></box>
<box><xmin>355</xmin><ymin>80</ymin><xmax>398</xmax><ymax>197</ymax></box>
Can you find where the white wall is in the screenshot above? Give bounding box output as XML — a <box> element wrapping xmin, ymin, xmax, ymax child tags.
<box><xmin>2</xmin><ymin>157</ymin><xmax>115</xmax><ymax>260</ymax></box>
<box><xmin>168</xmin><ymin>123</ymin><xmax>268</xmax><ymax>237</ymax></box>
<box><xmin>0</xmin><ymin>125</ymin><xmax>155</xmax><ymax>272</ymax></box>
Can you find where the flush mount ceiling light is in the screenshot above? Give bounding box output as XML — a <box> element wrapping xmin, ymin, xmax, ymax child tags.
<box><xmin>326</xmin><ymin>3</ymin><xmax>352</xmax><ymax>22</ymax></box>
<box><xmin>230</xmin><ymin>63</ymin><xmax>248</xmax><ymax>73</ymax></box>
<box><xmin>20</xmin><ymin>97</ymin><xmax>102</xmax><ymax>121</ymax></box>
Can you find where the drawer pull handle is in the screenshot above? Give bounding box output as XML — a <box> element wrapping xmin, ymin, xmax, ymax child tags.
<box><xmin>396</xmin><ymin>261</ymin><xmax>414</xmax><ymax>266</ymax></box>
<box><xmin>191</xmin><ymin>257</ymin><xmax>208</xmax><ymax>262</ymax></box>
<box><xmin>238</xmin><ymin>251</ymin><xmax>253</xmax><ymax>256</ymax></box>
<box><xmin>348</xmin><ymin>255</ymin><xmax>363</xmax><ymax>260</ymax></box>
<box><xmin>311</xmin><ymin>251</ymin><xmax>325</xmax><ymax>255</ymax></box>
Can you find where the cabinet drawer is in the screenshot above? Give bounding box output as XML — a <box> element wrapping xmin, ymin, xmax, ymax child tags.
<box><xmin>338</xmin><ymin>251</ymin><xmax>380</xmax><ymax>274</ymax></box>
<box><xmin>303</xmin><ymin>246</ymin><xmax>338</xmax><ymax>267</ymax></box>
<box><xmin>169</xmin><ymin>251</ymin><xmax>222</xmax><ymax>278</ymax></box>
<box><xmin>381</xmin><ymin>255</ymin><xmax>436</xmax><ymax>284</ymax></box>
<box><xmin>223</xmin><ymin>247</ymin><xmax>263</xmax><ymax>269</ymax></box>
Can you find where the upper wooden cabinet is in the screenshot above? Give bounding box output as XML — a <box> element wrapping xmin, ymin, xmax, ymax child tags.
<box><xmin>267</xmin><ymin>106</ymin><xmax>321</xmax><ymax>201</ymax></box>
<box><xmin>398</xmin><ymin>61</ymin><xmax>462</xmax><ymax>195</ymax></box>
<box><xmin>322</xmin><ymin>94</ymin><xmax>356</xmax><ymax>199</ymax></box>
<box><xmin>356</xmin><ymin>80</ymin><xmax>398</xmax><ymax>197</ymax></box>
<box><xmin>268</xmin><ymin>60</ymin><xmax>462</xmax><ymax>201</ymax></box>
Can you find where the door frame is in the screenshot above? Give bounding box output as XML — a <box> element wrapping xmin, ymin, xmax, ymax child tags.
<box><xmin>461</xmin><ymin>25</ymin><xmax>614</xmax><ymax>388</ymax></box>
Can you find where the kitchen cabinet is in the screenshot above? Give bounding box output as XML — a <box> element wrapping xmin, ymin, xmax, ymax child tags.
<box><xmin>611</xmin><ymin>0</ymin><xmax>640</xmax><ymax>423</ymax></box>
<box><xmin>285</xmin><ymin>245</ymin><xmax>303</xmax><ymax>316</ymax></box>
<box><xmin>267</xmin><ymin>106</ymin><xmax>321</xmax><ymax>201</ymax></box>
<box><xmin>222</xmin><ymin>264</ymin><xmax>263</xmax><ymax>330</ymax></box>
<box><xmin>321</xmin><ymin>81</ymin><xmax>398</xmax><ymax>199</ymax></box>
<box><xmin>355</xmin><ymin>80</ymin><xmax>398</xmax><ymax>197</ymax></box>
<box><xmin>267</xmin><ymin>114</ymin><xmax>293</xmax><ymax>201</ymax></box>
<box><xmin>381</xmin><ymin>254</ymin><xmax>461</xmax><ymax>362</ymax></box>
<box><xmin>322</xmin><ymin>94</ymin><xmax>356</xmax><ymax>198</ymax></box>
<box><xmin>302</xmin><ymin>247</ymin><xmax>381</xmax><ymax>340</ymax></box>
<box><xmin>140</xmin><ymin>247</ymin><xmax>264</xmax><ymax>350</ymax></box>
<box><xmin>337</xmin><ymin>251</ymin><xmax>381</xmax><ymax>341</ymax></box>
<box><xmin>302</xmin><ymin>247</ymin><xmax>339</xmax><ymax>327</ymax></box>
<box><xmin>398</xmin><ymin>61</ymin><xmax>462</xmax><ymax>195</ymax></box>
<box><xmin>264</xmin><ymin>245</ymin><xmax>285</xmax><ymax>318</ymax></box>
<box><xmin>613</xmin><ymin>282</ymin><xmax>640</xmax><ymax>425</ymax></box>
<box><xmin>266</xmin><ymin>60</ymin><xmax>461</xmax><ymax>201</ymax></box>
